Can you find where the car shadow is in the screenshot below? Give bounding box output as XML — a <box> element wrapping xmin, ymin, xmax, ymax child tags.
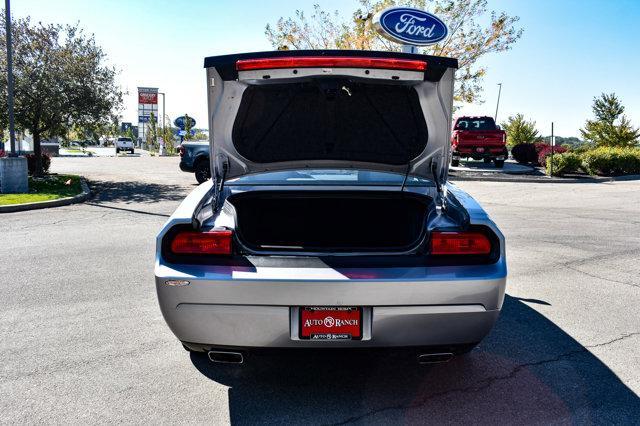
<box><xmin>190</xmin><ymin>296</ymin><xmax>640</xmax><ymax>424</ymax></box>
<box><xmin>87</xmin><ymin>180</ymin><xmax>188</xmax><ymax>204</ymax></box>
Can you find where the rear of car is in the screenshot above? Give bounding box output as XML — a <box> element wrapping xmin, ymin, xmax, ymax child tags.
<box><xmin>178</xmin><ymin>141</ymin><xmax>210</xmax><ymax>183</ymax></box>
<box><xmin>115</xmin><ymin>137</ymin><xmax>134</xmax><ymax>154</ymax></box>
<box><xmin>155</xmin><ymin>50</ymin><xmax>506</xmax><ymax>363</ymax></box>
<box><xmin>451</xmin><ymin>116</ymin><xmax>507</xmax><ymax>168</ymax></box>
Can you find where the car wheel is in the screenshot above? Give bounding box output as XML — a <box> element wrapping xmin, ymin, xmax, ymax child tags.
<box><xmin>195</xmin><ymin>161</ymin><xmax>211</xmax><ymax>184</ymax></box>
<box><xmin>451</xmin><ymin>159</ymin><xmax>460</xmax><ymax>167</ymax></box>
<box><xmin>494</xmin><ymin>159</ymin><xmax>505</xmax><ymax>168</ymax></box>
<box><xmin>116</xmin><ymin>148</ymin><xmax>120</xmax><ymax>154</ymax></box>
<box><xmin>131</xmin><ymin>149</ymin><xmax>134</xmax><ymax>154</ymax></box>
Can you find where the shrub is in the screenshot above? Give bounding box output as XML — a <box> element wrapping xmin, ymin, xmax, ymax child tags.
<box><xmin>511</xmin><ymin>143</ymin><xmax>538</xmax><ymax>163</ymax></box>
<box><xmin>26</xmin><ymin>153</ymin><xmax>51</xmax><ymax>175</ymax></box>
<box><xmin>546</xmin><ymin>152</ymin><xmax>582</xmax><ymax>176</ymax></box>
<box><xmin>581</xmin><ymin>147</ymin><xmax>640</xmax><ymax>176</ymax></box>
<box><xmin>537</xmin><ymin>145</ymin><xmax>568</xmax><ymax>167</ymax></box>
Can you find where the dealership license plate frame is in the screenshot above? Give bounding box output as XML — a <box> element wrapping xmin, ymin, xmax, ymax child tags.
<box><xmin>290</xmin><ymin>307</ymin><xmax>372</xmax><ymax>341</ymax></box>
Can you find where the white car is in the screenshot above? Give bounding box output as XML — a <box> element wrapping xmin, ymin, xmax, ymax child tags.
<box><xmin>115</xmin><ymin>137</ymin><xmax>134</xmax><ymax>154</ymax></box>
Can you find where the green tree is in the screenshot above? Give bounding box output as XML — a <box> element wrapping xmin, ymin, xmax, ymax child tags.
<box><xmin>580</xmin><ymin>93</ymin><xmax>639</xmax><ymax>148</ymax></box>
<box><xmin>265</xmin><ymin>0</ymin><xmax>522</xmax><ymax>104</ymax></box>
<box><xmin>500</xmin><ymin>114</ymin><xmax>539</xmax><ymax>147</ymax></box>
<box><xmin>0</xmin><ymin>15</ymin><xmax>123</xmax><ymax>175</ymax></box>
<box><xmin>146</xmin><ymin>112</ymin><xmax>158</xmax><ymax>149</ymax></box>
<box><xmin>159</xmin><ymin>115</ymin><xmax>176</xmax><ymax>154</ymax></box>
<box><xmin>183</xmin><ymin>114</ymin><xmax>194</xmax><ymax>141</ymax></box>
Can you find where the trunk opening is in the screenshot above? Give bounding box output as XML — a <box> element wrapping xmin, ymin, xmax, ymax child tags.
<box><xmin>227</xmin><ymin>191</ymin><xmax>431</xmax><ymax>253</ymax></box>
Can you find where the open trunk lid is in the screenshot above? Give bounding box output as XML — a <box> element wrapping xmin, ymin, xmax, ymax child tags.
<box><xmin>205</xmin><ymin>50</ymin><xmax>458</xmax><ymax>187</ymax></box>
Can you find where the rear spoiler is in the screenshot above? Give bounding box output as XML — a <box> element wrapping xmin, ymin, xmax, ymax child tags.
<box><xmin>204</xmin><ymin>49</ymin><xmax>458</xmax><ymax>82</ymax></box>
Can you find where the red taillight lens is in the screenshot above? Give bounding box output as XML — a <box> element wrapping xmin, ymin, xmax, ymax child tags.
<box><xmin>430</xmin><ymin>231</ymin><xmax>492</xmax><ymax>255</ymax></box>
<box><xmin>170</xmin><ymin>230</ymin><xmax>233</xmax><ymax>255</ymax></box>
<box><xmin>179</xmin><ymin>145</ymin><xmax>185</xmax><ymax>157</ymax></box>
<box><xmin>236</xmin><ymin>57</ymin><xmax>427</xmax><ymax>72</ymax></box>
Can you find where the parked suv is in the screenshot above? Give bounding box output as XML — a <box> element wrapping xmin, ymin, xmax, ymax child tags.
<box><xmin>179</xmin><ymin>141</ymin><xmax>210</xmax><ymax>183</ymax></box>
<box><xmin>451</xmin><ymin>116</ymin><xmax>507</xmax><ymax>168</ymax></box>
<box><xmin>155</xmin><ymin>51</ymin><xmax>506</xmax><ymax>364</ymax></box>
<box><xmin>115</xmin><ymin>137</ymin><xmax>134</xmax><ymax>154</ymax></box>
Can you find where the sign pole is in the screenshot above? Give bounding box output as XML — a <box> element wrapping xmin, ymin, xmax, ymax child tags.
<box><xmin>550</xmin><ymin>122</ymin><xmax>554</xmax><ymax>177</ymax></box>
<box><xmin>495</xmin><ymin>83</ymin><xmax>502</xmax><ymax>122</ymax></box>
<box><xmin>5</xmin><ymin>0</ymin><xmax>17</xmax><ymax>157</ymax></box>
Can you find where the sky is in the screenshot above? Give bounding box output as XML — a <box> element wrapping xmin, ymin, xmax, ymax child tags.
<box><xmin>11</xmin><ymin>0</ymin><xmax>640</xmax><ymax>137</ymax></box>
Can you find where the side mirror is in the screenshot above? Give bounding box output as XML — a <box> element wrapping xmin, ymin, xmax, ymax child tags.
<box><xmin>496</xmin><ymin>125</ymin><xmax>501</xmax><ymax>130</ymax></box>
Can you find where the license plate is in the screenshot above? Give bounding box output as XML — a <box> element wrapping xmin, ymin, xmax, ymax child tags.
<box><xmin>299</xmin><ymin>307</ymin><xmax>362</xmax><ymax>340</ymax></box>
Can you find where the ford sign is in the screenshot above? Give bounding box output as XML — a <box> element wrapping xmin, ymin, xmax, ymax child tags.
<box><xmin>373</xmin><ymin>7</ymin><xmax>448</xmax><ymax>46</ymax></box>
<box><xmin>174</xmin><ymin>116</ymin><xmax>196</xmax><ymax>130</ymax></box>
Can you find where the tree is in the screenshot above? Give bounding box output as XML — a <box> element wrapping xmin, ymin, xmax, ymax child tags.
<box><xmin>145</xmin><ymin>112</ymin><xmax>158</xmax><ymax>150</ymax></box>
<box><xmin>265</xmin><ymin>0</ymin><xmax>522</xmax><ymax>104</ymax></box>
<box><xmin>580</xmin><ymin>93</ymin><xmax>639</xmax><ymax>148</ymax></box>
<box><xmin>0</xmin><ymin>15</ymin><xmax>123</xmax><ymax>175</ymax></box>
<box><xmin>159</xmin><ymin>114</ymin><xmax>176</xmax><ymax>155</ymax></box>
<box><xmin>183</xmin><ymin>114</ymin><xmax>193</xmax><ymax>141</ymax></box>
<box><xmin>500</xmin><ymin>114</ymin><xmax>539</xmax><ymax>147</ymax></box>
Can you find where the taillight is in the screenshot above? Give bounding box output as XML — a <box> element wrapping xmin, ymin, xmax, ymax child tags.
<box><xmin>430</xmin><ymin>231</ymin><xmax>492</xmax><ymax>255</ymax></box>
<box><xmin>178</xmin><ymin>145</ymin><xmax>185</xmax><ymax>157</ymax></box>
<box><xmin>236</xmin><ymin>57</ymin><xmax>427</xmax><ymax>72</ymax></box>
<box><xmin>170</xmin><ymin>230</ymin><xmax>233</xmax><ymax>255</ymax></box>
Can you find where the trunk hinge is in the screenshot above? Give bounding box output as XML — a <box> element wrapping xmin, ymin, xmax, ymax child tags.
<box><xmin>213</xmin><ymin>154</ymin><xmax>230</xmax><ymax>210</ymax></box>
<box><xmin>431</xmin><ymin>160</ymin><xmax>445</xmax><ymax>214</ymax></box>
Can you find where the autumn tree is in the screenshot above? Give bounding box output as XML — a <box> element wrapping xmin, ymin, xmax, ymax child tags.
<box><xmin>0</xmin><ymin>14</ymin><xmax>123</xmax><ymax>175</ymax></box>
<box><xmin>183</xmin><ymin>114</ymin><xmax>194</xmax><ymax>141</ymax></box>
<box><xmin>580</xmin><ymin>93</ymin><xmax>639</xmax><ymax>148</ymax></box>
<box><xmin>501</xmin><ymin>114</ymin><xmax>539</xmax><ymax>147</ymax></box>
<box><xmin>265</xmin><ymin>0</ymin><xmax>522</xmax><ymax>104</ymax></box>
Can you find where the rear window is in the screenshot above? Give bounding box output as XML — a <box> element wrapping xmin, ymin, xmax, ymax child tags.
<box><xmin>232</xmin><ymin>79</ymin><xmax>428</xmax><ymax>165</ymax></box>
<box><xmin>455</xmin><ymin>118</ymin><xmax>496</xmax><ymax>131</ymax></box>
<box><xmin>118</xmin><ymin>137</ymin><xmax>132</xmax><ymax>142</ymax></box>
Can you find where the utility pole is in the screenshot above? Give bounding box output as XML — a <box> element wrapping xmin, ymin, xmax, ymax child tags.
<box><xmin>5</xmin><ymin>0</ymin><xmax>16</xmax><ymax>156</ymax></box>
<box><xmin>494</xmin><ymin>83</ymin><xmax>502</xmax><ymax>123</ymax></box>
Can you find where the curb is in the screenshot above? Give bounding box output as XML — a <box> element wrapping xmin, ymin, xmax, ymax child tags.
<box><xmin>0</xmin><ymin>178</ymin><xmax>91</xmax><ymax>213</ymax></box>
<box><xmin>449</xmin><ymin>173</ymin><xmax>640</xmax><ymax>184</ymax></box>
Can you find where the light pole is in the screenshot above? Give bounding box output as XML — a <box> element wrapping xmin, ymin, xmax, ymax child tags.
<box><xmin>159</xmin><ymin>92</ymin><xmax>166</xmax><ymax>130</ymax></box>
<box><xmin>5</xmin><ymin>0</ymin><xmax>17</xmax><ymax>156</ymax></box>
<box><xmin>495</xmin><ymin>83</ymin><xmax>502</xmax><ymax>123</ymax></box>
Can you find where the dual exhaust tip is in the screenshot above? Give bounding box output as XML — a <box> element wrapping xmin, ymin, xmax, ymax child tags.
<box><xmin>207</xmin><ymin>350</ymin><xmax>453</xmax><ymax>365</ymax></box>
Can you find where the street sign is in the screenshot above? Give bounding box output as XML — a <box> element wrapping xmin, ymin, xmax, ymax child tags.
<box><xmin>372</xmin><ymin>7</ymin><xmax>448</xmax><ymax>46</ymax></box>
<box><xmin>174</xmin><ymin>116</ymin><xmax>196</xmax><ymax>130</ymax></box>
<box><xmin>178</xmin><ymin>130</ymin><xmax>187</xmax><ymax>136</ymax></box>
<box><xmin>121</xmin><ymin>122</ymin><xmax>132</xmax><ymax>132</ymax></box>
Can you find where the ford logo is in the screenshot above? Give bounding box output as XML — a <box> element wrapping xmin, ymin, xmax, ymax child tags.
<box><xmin>373</xmin><ymin>7</ymin><xmax>448</xmax><ymax>46</ymax></box>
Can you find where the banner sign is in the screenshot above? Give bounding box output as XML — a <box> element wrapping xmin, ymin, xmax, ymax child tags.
<box><xmin>138</xmin><ymin>92</ymin><xmax>158</xmax><ymax>104</ymax></box>
<box><xmin>373</xmin><ymin>7</ymin><xmax>448</xmax><ymax>46</ymax></box>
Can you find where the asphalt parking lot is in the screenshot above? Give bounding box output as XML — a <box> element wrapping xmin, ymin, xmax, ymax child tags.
<box><xmin>1</xmin><ymin>156</ymin><xmax>639</xmax><ymax>424</ymax></box>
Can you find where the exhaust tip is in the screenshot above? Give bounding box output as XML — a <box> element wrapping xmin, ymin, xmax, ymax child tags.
<box><xmin>417</xmin><ymin>352</ymin><xmax>454</xmax><ymax>364</ymax></box>
<box><xmin>207</xmin><ymin>350</ymin><xmax>244</xmax><ymax>364</ymax></box>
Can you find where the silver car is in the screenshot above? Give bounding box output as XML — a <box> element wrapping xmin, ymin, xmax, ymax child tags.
<box><xmin>155</xmin><ymin>51</ymin><xmax>506</xmax><ymax>364</ymax></box>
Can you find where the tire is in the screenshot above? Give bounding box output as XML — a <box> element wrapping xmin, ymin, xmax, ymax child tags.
<box><xmin>130</xmin><ymin>149</ymin><xmax>134</xmax><ymax>154</ymax></box>
<box><xmin>494</xmin><ymin>159</ymin><xmax>505</xmax><ymax>168</ymax></box>
<box><xmin>116</xmin><ymin>148</ymin><xmax>120</xmax><ymax>154</ymax></box>
<box><xmin>451</xmin><ymin>159</ymin><xmax>460</xmax><ymax>167</ymax></box>
<box><xmin>194</xmin><ymin>161</ymin><xmax>211</xmax><ymax>184</ymax></box>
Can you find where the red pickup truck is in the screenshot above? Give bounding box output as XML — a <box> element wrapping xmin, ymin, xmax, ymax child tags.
<box><xmin>451</xmin><ymin>116</ymin><xmax>507</xmax><ymax>168</ymax></box>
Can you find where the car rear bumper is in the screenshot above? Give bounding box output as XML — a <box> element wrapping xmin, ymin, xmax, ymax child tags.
<box><xmin>452</xmin><ymin>146</ymin><xmax>507</xmax><ymax>160</ymax></box>
<box><xmin>155</xmin><ymin>260</ymin><xmax>506</xmax><ymax>348</ymax></box>
<box><xmin>179</xmin><ymin>161</ymin><xmax>195</xmax><ymax>172</ymax></box>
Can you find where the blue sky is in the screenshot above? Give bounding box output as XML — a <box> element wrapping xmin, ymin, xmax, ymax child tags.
<box><xmin>12</xmin><ymin>0</ymin><xmax>640</xmax><ymax>137</ymax></box>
